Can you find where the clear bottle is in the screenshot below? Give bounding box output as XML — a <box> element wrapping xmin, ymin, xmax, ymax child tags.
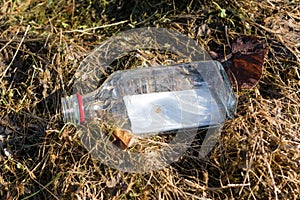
<box><xmin>61</xmin><ymin>60</ymin><xmax>236</xmax><ymax>137</ymax></box>
<box><xmin>61</xmin><ymin>27</ymin><xmax>237</xmax><ymax>173</ymax></box>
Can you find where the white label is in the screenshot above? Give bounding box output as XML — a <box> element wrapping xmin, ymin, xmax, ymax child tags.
<box><xmin>123</xmin><ymin>89</ymin><xmax>224</xmax><ymax>135</ymax></box>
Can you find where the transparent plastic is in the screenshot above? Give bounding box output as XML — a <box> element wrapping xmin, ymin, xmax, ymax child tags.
<box><xmin>62</xmin><ymin>61</ymin><xmax>235</xmax><ymax>134</ymax></box>
<box><xmin>61</xmin><ymin>27</ymin><xmax>237</xmax><ymax>173</ymax></box>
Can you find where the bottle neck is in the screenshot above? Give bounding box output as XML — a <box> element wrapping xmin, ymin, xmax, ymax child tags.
<box><xmin>61</xmin><ymin>93</ymin><xmax>85</xmax><ymax>125</ymax></box>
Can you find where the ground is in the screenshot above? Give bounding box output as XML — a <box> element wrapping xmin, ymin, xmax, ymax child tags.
<box><xmin>0</xmin><ymin>0</ymin><xmax>299</xmax><ymax>199</ymax></box>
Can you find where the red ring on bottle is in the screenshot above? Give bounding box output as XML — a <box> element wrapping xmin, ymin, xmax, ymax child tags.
<box><xmin>77</xmin><ymin>93</ymin><xmax>85</xmax><ymax>123</ymax></box>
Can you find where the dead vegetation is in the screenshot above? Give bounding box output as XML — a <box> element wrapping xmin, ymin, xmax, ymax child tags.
<box><xmin>0</xmin><ymin>0</ymin><xmax>299</xmax><ymax>199</ymax></box>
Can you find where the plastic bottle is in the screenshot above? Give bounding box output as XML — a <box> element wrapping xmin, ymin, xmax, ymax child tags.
<box><xmin>60</xmin><ymin>27</ymin><xmax>237</xmax><ymax>173</ymax></box>
<box><xmin>61</xmin><ymin>60</ymin><xmax>236</xmax><ymax>137</ymax></box>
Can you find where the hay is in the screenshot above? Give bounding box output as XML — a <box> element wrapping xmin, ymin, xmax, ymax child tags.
<box><xmin>0</xmin><ymin>0</ymin><xmax>299</xmax><ymax>199</ymax></box>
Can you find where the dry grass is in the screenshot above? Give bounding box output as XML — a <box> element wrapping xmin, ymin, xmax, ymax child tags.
<box><xmin>0</xmin><ymin>0</ymin><xmax>299</xmax><ymax>199</ymax></box>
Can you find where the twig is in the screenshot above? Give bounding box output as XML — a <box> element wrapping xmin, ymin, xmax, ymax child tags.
<box><xmin>0</xmin><ymin>29</ymin><xmax>21</xmax><ymax>53</ymax></box>
<box><xmin>254</xmin><ymin>23</ymin><xmax>282</xmax><ymax>34</ymax></box>
<box><xmin>225</xmin><ymin>26</ymin><xmax>231</xmax><ymax>49</ymax></box>
<box><xmin>265</xmin><ymin>155</ymin><xmax>280</xmax><ymax>200</ymax></box>
<box><xmin>266</xmin><ymin>0</ymin><xmax>275</xmax><ymax>7</ymax></box>
<box><xmin>255</xmin><ymin>22</ymin><xmax>300</xmax><ymax>62</ymax></box>
<box><xmin>22</xmin><ymin>175</ymin><xmax>60</xmax><ymax>200</ymax></box>
<box><xmin>1</xmin><ymin>44</ymin><xmax>46</xmax><ymax>62</ymax></box>
<box><xmin>276</xmin><ymin>34</ymin><xmax>300</xmax><ymax>62</ymax></box>
<box><xmin>239</xmin><ymin>136</ymin><xmax>257</xmax><ymax>196</ymax></box>
<box><xmin>63</xmin><ymin>20</ymin><xmax>128</xmax><ymax>33</ymax></box>
<box><xmin>207</xmin><ymin>183</ymin><xmax>251</xmax><ymax>191</ymax></box>
<box><xmin>0</xmin><ymin>38</ymin><xmax>45</xmax><ymax>43</ymax></box>
<box><xmin>261</xmin><ymin>138</ymin><xmax>280</xmax><ymax>200</ymax></box>
<box><xmin>0</xmin><ymin>25</ymin><xmax>30</xmax><ymax>79</ymax></box>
